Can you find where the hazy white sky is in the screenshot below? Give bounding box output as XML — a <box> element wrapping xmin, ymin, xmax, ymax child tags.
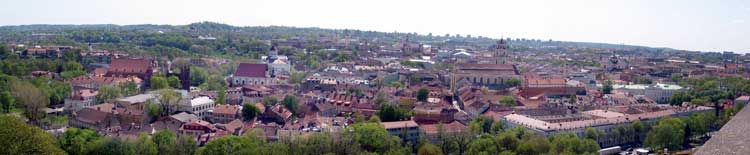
<box><xmin>1</xmin><ymin>0</ymin><xmax>749</xmax><ymax>53</ymax></box>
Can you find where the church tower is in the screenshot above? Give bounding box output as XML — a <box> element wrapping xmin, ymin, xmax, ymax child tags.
<box><xmin>493</xmin><ymin>38</ymin><xmax>511</xmax><ymax>64</ymax></box>
<box><xmin>268</xmin><ymin>45</ymin><xmax>279</xmax><ymax>62</ymax></box>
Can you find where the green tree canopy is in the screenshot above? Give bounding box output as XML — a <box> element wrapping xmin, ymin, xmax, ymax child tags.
<box><xmin>150</xmin><ymin>76</ymin><xmax>169</xmax><ymax>90</ymax></box>
<box><xmin>498</xmin><ymin>96</ymin><xmax>517</xmax><ymax>107</ymax></box>
<box><xmin>645</xmin><ymin>117</ymin><xmax>686</xmax><ymax>151</ymax></box>
<box><xmin>58</xmin><ymin>128</ymin><xmax>103</xmax><ymax>155</ymax></box>
<box><xmin>418</xmin><ymin>143</ymin><xmax>444</xmax><ymax>155</ymax></box>
<box><xmin>167</xmin><ymin>76</ymin><xmax>181</xmax><ymax>89</ymax></box>
<box><xmin>242</xmin><ymin>102</ymin><xmax>261</xmax><ymax>121</ymax></box>
<box><xmin>417</xmin><ymin>88</ymin><xmax>429</xmax><ymax>102</ymax></box>
<box><xmin>0</xmin><ymin>115</ymin><xmax>65</xmax><ymax>155</ymax></box>
<box><xmin>282</xmin><ymin>95</ymin><xmax>299</xmax><ymax>116</ymax></box>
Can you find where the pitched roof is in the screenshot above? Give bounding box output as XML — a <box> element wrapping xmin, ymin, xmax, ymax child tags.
<box><xmin>234</xmin><ymin>63</ymin><xmax>267</xmax><ymax>78</ymax></box>
<box><xmin>213</xmin><ymin>104</ymin><xmax>241</xmax><ymax>115</ymax></box>
<box><xmin>170</xmin><ymin>112</ymin><xmax>200</xmax><ymax>123</ymax></box>
<box><xmin>74</xmin><ymin>108</ymin><xmax>110</xmax><ymax>124</ymax></box>
<box><xmin>108</xmin><ymin>58</ymin><xmax>151</xmax><ymax>74</ymax></box>
<box><xmin>419</xmin><ymin>121</ymin><xmax>467</xmax><ymax>135</ymax></box>
<box><xmin>381</xmin><ymin>120</ymin><xmax>419</xmax><ymax>129</ymax></box>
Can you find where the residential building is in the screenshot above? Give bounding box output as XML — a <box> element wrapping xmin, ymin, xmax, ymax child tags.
<box><xmin>211</xmin><ymin>104</ymin><xmax>241</xmax><ymax>124</ymax></box>
<box><xmin>381</xmin><ymin>120</ymin><xmax>420</xmax><ymax>146</ymax></box>
<box><xmin>64</xmin><ymin>89</ymin><xmax>99</xmax><ymax>113</ymax></box>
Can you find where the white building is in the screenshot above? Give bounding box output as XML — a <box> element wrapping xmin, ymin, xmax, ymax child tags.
<box><xmin>611</xmin><ymin>83</ymin><xmax>686</xmax><ymax>103</ymax></box>
<box><xmin>64</xmin><ymin>89</ymin><xmax>99</xmax><ymax>113</ymax></box>
<box><xmin>180</xmin><ymin>96</ymin><xmax>215</xmax><ymax>120</ymax></box>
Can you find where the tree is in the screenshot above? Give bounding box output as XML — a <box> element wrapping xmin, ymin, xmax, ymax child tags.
<box><xmin>602</xmin><ymin>80</ymin><xmax>613</xmax><ymax>94</ymax></box>
<box><xmin>198</xmin><ymin>136</ymin><xmax>260</xmax><ymax>155</ymax></box>
<box><xmin>58</xmin><ymin>128</ymin><xmax>103</xmax><ymax>155</ymax></box>
<box><xmin>549</xmin><ymin>133</ymin><xmax>600</xmax><ymax>155</ymax></box>
<box><xmin>242</xmin><ymin>103</ymin><xmax>261</xmax><ymax>121</ymax></box>
<box><xmin>467</xmin><ymin>136</ymin><xmax>499</xmax><ymax>154</ymax></box>
<box><xmin>418</xmin><ymin>143</ymin><xmax>444</xmax><ymax>155</ymax></box>
<box><xmin>167</xmin><ymin>76</ymin><xmax>181</xmax><ymax>89</ymax></box>
<box><xmin>88</xmin><ymin>138</ymin><xmax>136</xmax><ymax>155</ymax></box>
<box><xmin>60</xmin><ymin>70</ymin><xmax>86</xmax><ymax>79</ymax></box>
<box><xmin>10</xmin><ymin>81</ymin><xmax>49</xmax><ymax>123</ymax></box>
<box><xmin>350</xmin><ymin>122</ymin><xmax>398</xmax><ymax>153</ymax></box>
<box><xmin>498</xmin><ymin>96</ymin><xmax>516</xmax><ymax>107</ymax></box>
<box><xmin>0</xmin><ymin>115</ymin><xmax>65</xmax><ymax>155</ymax></box>
<box><xmin>417</xmin><ymin>88</ymin><xmax>429</xmax><ymax>102</ymax></box>
<box><xmin>150</xmin><ymin>76</ymin><xmax>169</xmax><ymax>90</ymax></box>
<box><xmin>152</xmin><ymin>130</ymin><xmax>177</xmax><ymax>155</ymax></box>
<box><xmin>176</xmin><ymin>135</ymin><xmax>197</xmax><ymax>155</ymax></box>
<box><xmin>120</xmin><ymin>81</ymin><xmax>139</xmax><ymax>96</ymax></box>
<box><xmin>374</xmin><ymin>91</ymin><xmax>389</xmax><ymax>105</ymax></box>
<box><xmin>0</xmin><ymin>91</ymin><xmax>15</xmax><ymax>113</ymax></box>
<box><xmin>469</xmin><ymin>115</ymin><xmax>496</xmax><ymax>134</ymax></box>
<box><xmin>517</xmin><ymin>136</ymin><xmax>550</xmax><ymax>155</ymax></box>
<box><xmin>377</xmin><ymin>104</ymin><xmax>411</xmax><ymax>122</ymax></box>
<box><xmin>157</xmin><ymin>89</ymin><xmax>181</xmax><ymax>115</ymax></box>
<box><xmin>282</xmin><ymin>95</ymin><xmax>299</xmax><ymax>116</ymax></box>
<box><xmin>135</xmin><ymin>133</ymin><xmax>158</xmax><ymax>155</ymax></box>
<box><xmin>368</xmin><ymin>115</ymin><xmax>381</xmax><ymax>123</ymax></box>
<box><xmin>495</xmin><ymin>132</ymin><xmax>519</xmax><ymax>151</ymax></box>
<box><xmin>216</xmin><ymin>87</ymin><xmax>226</xmax><ymax>104</ymax></box>
<box><xmin>96</xmin><ymin>86</ymin><xmax>122</xmax><ymax>103</ymax></box>
<box><xmin>63</xmin><ymin>61</ymin><xmax>84</xmax><ymax>72</ymax></box>
<box><xmin>505</xmin><ymin>78</ymin><xmax>521</xmax><ymax>87</ymax></box>
<box><xmin>262</xmin><ymin>96</ymin><xmax>278</xmax><ymax>107</ymax></box>
<box><xmin>145</xmin><ymin>101</ymin><xmax>163</xmax><ymax>121</ymax></box>
<box><xmin>289</xmin><ymin>71</ymin><xmax>306</xmax><ymax>85</ymax></box>
<box><xmin>584</xmin><ymin>127</ymin><xmax>601</xmax><ymax>140</ymax></box>
<box><xmin>645</xmin><ymin>117</ymin><xmax>686</xmax><ymax>151</ymax></box>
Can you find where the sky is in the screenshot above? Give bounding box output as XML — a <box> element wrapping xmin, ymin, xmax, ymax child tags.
<box><xmin>1</xmin><ymin>0</ymin><xmax>749</xmax><ymax>53</ymax></box>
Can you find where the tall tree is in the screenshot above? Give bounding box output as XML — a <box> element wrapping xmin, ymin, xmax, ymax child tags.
<box><xmin>11</xmin><ymin>81</ymin><xmax>48</xmax><ymax>123</ymax></box>
<box><xmin>96</xmin><ymin>86</ymin><xmax>122</xmax><ymax>103</ymax></box>
<box><xmin>282</xmin><ymin>95</ymin><xmax>299</xmax><ymax>116</ymax></box>
<box><xmin>0</xmin><ymin>91</ymin><xmax>15</xmax><ymax>113</ymax></box>
<box><xmin>417</xmin><ymin>88</ymin><xmax>429</xmax><ymax>102</ymax></box>
<box><xmin>216</xmin><ymin>87</ymin><xmax>226</xmax><ymax>104</ymax></box>
<box><xmin>167</xmin><ymin>76</ymin><xmax>181</xmax><ymax>89</ymax></box>
<box><xmin>602</xmin><ymin>80</ymin><xmax>614</xmax><ymax>94</ymax></box>
<box><xmin>242</xmin><ymin>103</ymin><xmax>261</xmax><ymax>121</ymax></box>
<box><xmin>150</xmin><ymin>76</ymin><xmax>169</xmax><ymax>90</ymax></box>
<box><xmin>157</xmin><ymin>89</ymin><xmax>181</xmax><ymax>115</ymax></box>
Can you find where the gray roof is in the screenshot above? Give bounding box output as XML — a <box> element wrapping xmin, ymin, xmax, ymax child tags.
<box><xmin>116</xmin><ymin>94</ymin><xmax>156</xmax><ymax>104</ymax></box>
<box><xmin>695</xmin><ymin>105</ymin><xmax>750</xmax><ymax>155</ymax></box>
<box><xmin>170</xmin><ymin>112</ymin><xmax>199</xmax><ymax>123</ymax></box>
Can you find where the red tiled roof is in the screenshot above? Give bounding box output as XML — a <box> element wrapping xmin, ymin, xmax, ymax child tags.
<box><xmin>525</xmin><ymin>78</ymin><xmax>566</xmax><ymax>86</ymax></box>
<box><xmin>213</xmin><ymin>104</ymin><xmax>241</xmax><ymax>115</ymax></box>
<box><xmin>108</xmin><ymin>58</ymin><xmax>151</xmax><ymax>74</ymax></box>
<box><xmin>234</xmin><ymin>63</ymin><xmax>267</xmax><ymax>78</ymax></box>
<box><xmin>419</xmin><ymin>121</ymin><xmax>467</xmax><ymax>135</ymax></box>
